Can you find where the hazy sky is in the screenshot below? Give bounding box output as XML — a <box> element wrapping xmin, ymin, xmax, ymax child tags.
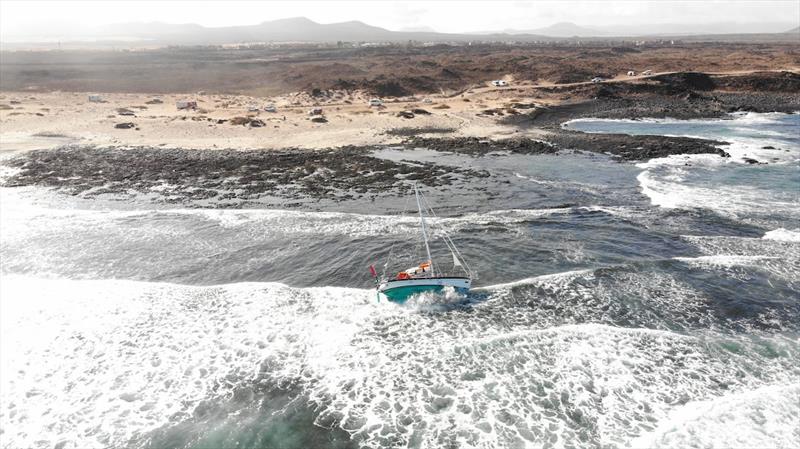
<box><xmin>1</xmin><ymin>0</ymin><xmax>798</xmax><ymax>37</ymax></box>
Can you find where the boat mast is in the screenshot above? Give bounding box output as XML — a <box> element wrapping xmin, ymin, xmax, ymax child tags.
<box><xmin>415</xmin><ymin>183</ymin><xmax>434</xmax><ymax>277</ymax></box>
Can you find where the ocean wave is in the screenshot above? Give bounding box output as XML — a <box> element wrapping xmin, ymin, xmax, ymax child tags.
<box><xmin>456</xmin><ymin>322</ymin><xmax>696</xmax><ymax>348</ymax></box>
<box><xmin>2</xmin><ymin>275</ymin><xmax>798</xmax><ymax>449</ymax></box>
<box><xmin>673</xmin><ymin>254</ymin><xmax>780</xmax><ymax>267</ymax></box>
<box><xmin>568</xmin><ymin>112</ymin><xmax>795</xmax><ymax>127</ymax></box>
<box><xmin>631</xmin><ymin>383</ymin><xmax>800</xmax><ymax>449</ymax></box>
<box><xmin>763</xmin><ymin>228</ymin><xmax>800</xmax><ymax>242</ymax></box>
<box><xmin>635</xmin><ymin>170</ymin><xmax>799</xmax><ymax>221</ymax></box>
<box><xmin>475</xmin><ymin>268</ymin><xmax>594</xmax><ymax>291</ymax></box>
<box><xmin>0</xmin><ymin>187</ymin><xmax>589</xmax><ymax>241</ymax></box>
<box><xmin>679</xmin><ymin>235</ymin><xmax>799</xmax><ymax>287</ymax></box>
<box><xmin>0</xmin><ymin>276</ymin><xmax>377</xmax><ymax>449</ymax></box>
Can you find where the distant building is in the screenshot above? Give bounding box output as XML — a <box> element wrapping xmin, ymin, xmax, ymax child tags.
<box><xmin>88</xmin><ymin>95</ymin><xmax>103</xmax><ymax>103</ymax></box>
<box><xmin>176</xmin><ymin>100</ymin><xmax>197</xmax><ymax>110</ymax></box>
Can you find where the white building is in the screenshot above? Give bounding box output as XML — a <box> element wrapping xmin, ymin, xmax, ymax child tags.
<box><xmin>176</xmin><ymin>100</ymin><xmax>197</xmax><ymax>110</ymax></box>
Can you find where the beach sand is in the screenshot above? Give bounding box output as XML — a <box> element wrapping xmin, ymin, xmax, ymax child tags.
<box><xmin>0</xmin><ymin>88</ymin><xmax>549</xmax><ymax>152</ymax></box>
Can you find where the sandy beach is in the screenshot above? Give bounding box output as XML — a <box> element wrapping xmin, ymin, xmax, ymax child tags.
<box><xmin>4</xmin><ymin>68</ymin><xmax>798</xmax><ymax>155</ymax></box>
<box><xmin>0</xmin><ymin>87</ymin><xmax>549</xmax><ymax>152</ymax></box>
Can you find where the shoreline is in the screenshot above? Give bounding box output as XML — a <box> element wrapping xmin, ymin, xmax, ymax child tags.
<box><xmin>2</xmin><ymin>70</ymin><xmax>798</xmax><ymax>154</ymax></box>
<box><xmin>2</xmin><ymin>70</ymin><xmax>799</xmax><ymax>206</ymax></box>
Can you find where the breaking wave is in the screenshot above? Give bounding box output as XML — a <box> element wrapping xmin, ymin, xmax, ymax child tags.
<box><xmin>2</xmin><ymin>275</ymin><xmax>798</xmax><ymax>449</ymax></box>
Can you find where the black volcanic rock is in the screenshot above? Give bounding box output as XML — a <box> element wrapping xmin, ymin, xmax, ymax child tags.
<box><xmin>652</xmin><ymin>72</ymin><xmax>716</xmax><ymax>91</ymax></box>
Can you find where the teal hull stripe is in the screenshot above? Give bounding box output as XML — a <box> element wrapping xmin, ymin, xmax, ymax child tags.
<box><xmin>381</xmin><ymin>285</ymin><xmax>468</xmax><ymax>303</ymax></box>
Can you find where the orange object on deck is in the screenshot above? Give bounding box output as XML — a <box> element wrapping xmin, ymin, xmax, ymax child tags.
<box><xmin>397</xmin><ymin>272</ymin><xmax>411</xmax><ymax>280</ymax></box>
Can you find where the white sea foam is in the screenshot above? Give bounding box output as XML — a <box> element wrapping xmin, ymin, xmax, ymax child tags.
<box><xmin>566</xmin><ymin>112</ymin><xmax>792</xmax><ymax>129</ymax></box>
<box><xmin>0</xmin><ymin>276</ymin><xmax>378</xmax><ymax>449</ymax></box>
<box><xmin>631</xmin><ymin>383</ymin><xmax>800</xmax><ymax>449</ymax></box>
<box><xmin>0</xmin><ymin>187</ymin><xmax>576</xmax><ymax>241</ymax></box>
<box><xmin>514</xmin><ymin>172</ymin><xmax>603</xmax><ymax>194</ymax></box>
<box><xmin>763</xmin><ymin>228</ymin><xmax>800</xmax><ymax>242</ymax></box>
<box><xmin>615</xmin><ymin>113</ymin><xmax>800</xmax><ymax>223</ymax></box>
<box><xmin>2</xmin><ymin>274</ymin><xmax>798</xmax><ymax>449</ymax></box>
<box><xmin>635</xmin><ymin>169</ymin><xmax>799</xmax><ymax>221</ymax></box>
<box><xmin>476</xmin><ymin>268</ymin><xmax>594</xmax><ymax>291</ymax></box>
<box><xmin>673</xmin><ymin>254</ymin><xmax>780</xmax><ymax>267</ymax></box>
<box><xmin>680</xmin><ymin>234</ymin><xmax>800</xmax><ymax>286</ymax></box>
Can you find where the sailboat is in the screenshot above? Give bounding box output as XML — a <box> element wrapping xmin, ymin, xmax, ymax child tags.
<box><xmin>372</xmin><ymin>183</ymin><xmax>475</xmax><ymax>303</ymax></box>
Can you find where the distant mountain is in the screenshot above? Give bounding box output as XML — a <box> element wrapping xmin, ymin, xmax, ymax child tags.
<box><xmin>2</xmin><ymin>17</ymin><xmax>797</xmax><ymax>47</ymax></box>
<box><xmin>507</xmin><ymin>22</ymin><xmax>605</xmax><ymax>37</ymax></box>
<box><xmin>89</xmin><ymin>17</ymin><xmax>404</xmax><ymax>44</ymax></box>
<box><xmin>786</xmin><ymin>26</ymin><xmax>800</xmax><ymax>34</ymax></box>
<box><xmin>65</xmin><ymin>17</ymin><xmax>552</xmax><ymax>45</ymax></box>
<box><xmin>400</xmin><ymin>26</ymin><xmax>438</xmax><ymax>33</ymax></box>
<box><xmin>593</xmin><ymin>22</ymin><xmax>799</xmax><ymax>36</ymax></box>
<box><xmin>475</xmin><ymin>21</ymin><xmax>798</xmax><ymax>37</ymax></box>
<box><xmin>0</xmin><ymin>17</ymin><xmax>411</xmax><ymax>44</ymax></box>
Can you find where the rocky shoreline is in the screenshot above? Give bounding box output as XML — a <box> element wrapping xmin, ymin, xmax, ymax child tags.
<box><xmin>2</xmin><ymin>145</ymin><xmax>488</xmax><ymax>204</ymax></box>
<box><xmin>3</xmin><ymin>70</ymin><xmax>798</xmax><ymax>205</ymax></box>
<box><xmin>504</xmin><ymin>91</ymin><xmax>800</xmax><ymax>129</ymax></box>
<box><xmin>402</xmin><ymin>133</ymin><xmax>730</xmax><ymax>161</ymax></box>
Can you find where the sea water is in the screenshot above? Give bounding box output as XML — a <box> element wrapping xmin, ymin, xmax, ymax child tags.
<box><xmin>1</xmin><ymin>112</ymin><xmax>798</xmax><ymax>448</ymax></box>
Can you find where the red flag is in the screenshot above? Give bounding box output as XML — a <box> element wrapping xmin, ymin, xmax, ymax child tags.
<box><xmin>369</xmin><ymin>265</ymin><xmax>377</xmax><ymax>277</ymax></box>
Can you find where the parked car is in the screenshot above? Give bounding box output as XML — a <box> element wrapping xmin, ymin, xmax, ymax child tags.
<box><xmin>368</xmin><ymin>98</ymin><xmax>383</xmax><ymax>107</ymax></box>
<box><xmin>591</xmin><ymin>77</ymin><xmax>604</xmax><ymax>83</ymax></box>
<box><xmin>308</xmin><ymin>107</ymin><xmax>323</xmax><ymax>116</ymax></box>
<box><xmin>491</xmin><ymin>80</ymin><xmax>508</xmax><ymax>87</ymax></box>
<box><xmin>264</xmin><ymin>104</ymin><xmax>277</xmax><ymax>113</ymax></box>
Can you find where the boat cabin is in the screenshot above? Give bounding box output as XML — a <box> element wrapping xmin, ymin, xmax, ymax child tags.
<box><xmin>396</xmin><ymin>262</ymin><xmax>431</xmax><ymax>279</ymax></box>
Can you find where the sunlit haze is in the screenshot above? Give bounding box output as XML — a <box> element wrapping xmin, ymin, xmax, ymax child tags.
<box><xmin>1</xmin><ymin>0</ymin><xmax>798</xmax><ymax>39</ymax></box>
